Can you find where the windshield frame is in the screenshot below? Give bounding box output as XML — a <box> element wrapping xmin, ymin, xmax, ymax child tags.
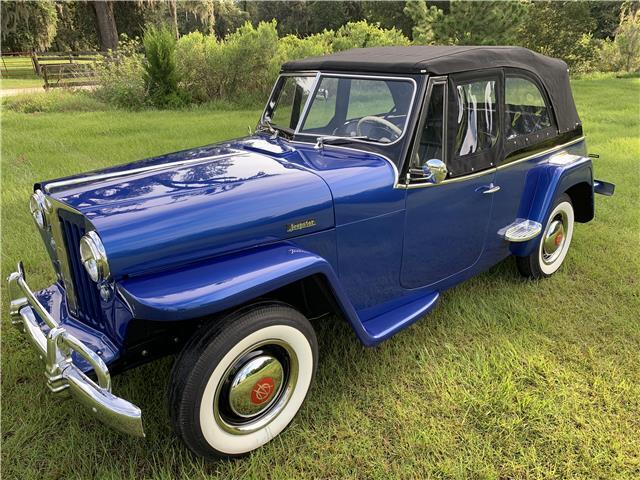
<box><xmin>260</xmin><ymin>72</ymin><xmax>418</xmax><ymax>147</ymax></box>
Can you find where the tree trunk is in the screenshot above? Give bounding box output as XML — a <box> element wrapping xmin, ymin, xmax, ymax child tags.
<box><xmin>169</xmin><ymin>0</ymin><xmax>179</xmax><ymax>39</ymax></box>
<box><xmin>92</xmin><ymin>1</ymin><xmax>118</xmax><ymax>51</ymax></box>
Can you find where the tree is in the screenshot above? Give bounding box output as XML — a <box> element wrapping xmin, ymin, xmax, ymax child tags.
<box><xmin>519</xmin><ymin>1</ymin><xmax>596</xmax><ymax>69</ymax></box>
<box><xmin>1</xmin><ymin>0</ymin><xmax>58</xmax><ymax>52</ymax></box>
<box><xmin>405</xmin><ymin>0</ymin><xmax>527</xmax><ymax>45</ymax></box>
<box><xmin>92</xmin><ymin>1</ymin><xmax>119</xmax><ymax>51</ymax></box>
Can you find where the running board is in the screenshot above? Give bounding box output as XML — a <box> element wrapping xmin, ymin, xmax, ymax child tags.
<box><xmin>361</xmin><ymin>292</ymin><xmax>439</xmax><ymax>343</ymax></box>
<box><xmin>499</xmin><ymin>219</ymin><xmax>543</xmax><ymax>242</ymax></box>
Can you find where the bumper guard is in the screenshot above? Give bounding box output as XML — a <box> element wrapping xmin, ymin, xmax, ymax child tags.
<box><xmin>7</xmin><ymin>262</ymin><xmax>144</xmax><ymax>437</ymax></box>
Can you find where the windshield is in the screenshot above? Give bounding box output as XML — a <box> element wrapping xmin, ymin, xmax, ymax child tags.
<box><xmin>263</xmin><ymin>75</ymin><xmax>415</xmax><ymax>144</ymax></box>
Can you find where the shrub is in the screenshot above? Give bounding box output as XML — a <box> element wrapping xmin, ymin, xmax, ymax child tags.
<box><xmin>143</xmin><ymin>25</ymin><xmax>187</xmax><ymax>107</ymax></box>
<box><xmin>332</xmin><ymin>21</ymin><xmax>410</xmax><ymax>51</ymax></box>
<box><xmin>595</xmin><ymin>5</ymin><xmax>640</xmax><ymax>72</ymax></box>
<box><xmin>94</xmin><ymin>35</ymin><xmax>147</xmax><ymax>109</ymax></box>
<box><xmin>277</xmin><ymin>32</ymin><xmax>333</xmax><ymax>65</ymax></box>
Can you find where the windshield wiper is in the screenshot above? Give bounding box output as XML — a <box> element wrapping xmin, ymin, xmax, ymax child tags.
<box><xmin>256</xmin><ymin>119</ymin><xmax>293</xmax><ymax>140</ymax></box>
<box><xmin>314</xmin><ymin>135</ymin><xmax>375</xmax><ymax>149</ymax></box>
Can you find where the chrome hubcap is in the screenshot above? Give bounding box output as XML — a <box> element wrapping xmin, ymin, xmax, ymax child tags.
<box><xmin>542</xmin><ymin>212</ymin><xmax>567</xmax><ymax>264</ymax></box>
<box><xmin>213</xmin><ymin>340</ymin><xmax>298</xmax><ymax>435</ymax></box>
<box><xmin>228</xmin><ymin>355</ymin><xmax>284</xmax><ymax>418</ymax></box>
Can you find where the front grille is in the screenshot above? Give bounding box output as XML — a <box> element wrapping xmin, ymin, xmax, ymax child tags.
<box><xmin>58</xmin><ymin>210</ymin><xmax>104</xmax><ymax>327</ymax></box>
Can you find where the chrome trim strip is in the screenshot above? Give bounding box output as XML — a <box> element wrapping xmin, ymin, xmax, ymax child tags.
<box><xmin>496</xmin><ymin>136</ymin><xmax>585</xmax><ymax>171</ymax></box>
<box><xmin>7</xmin><ymin>263</ymin><xmax>145</xmax><ymax>437</ymax></box>
<box><xmin>43</xmin><ymin>152</ymin><xmax>241</xmax><ymax>194</ymax></box>
<box><xmin>400</xmin><ymin>136</ymin><xmax>586</xmax><ymax>190</ymax></box>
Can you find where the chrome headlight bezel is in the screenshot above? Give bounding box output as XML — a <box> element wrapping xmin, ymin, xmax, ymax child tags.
<box><xmin>29</xmin><ymin>190</ymin><xmax>49</xmax><ymax>230</ymax></box>
<box><xmin>79</xmin><ymin>231</ymin><xmax>110</xmax><ymax>283</ymax></box>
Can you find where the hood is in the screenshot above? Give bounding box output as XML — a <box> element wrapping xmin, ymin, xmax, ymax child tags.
<box><xmin>45</xmin><ymin>144</ymin><xmax>334</xmax><ymax>278</ymax></box>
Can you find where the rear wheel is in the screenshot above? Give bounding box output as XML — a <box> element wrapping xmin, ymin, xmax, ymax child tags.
<box><xmin>516</xmin><ymin>193</ymin><xmax>574</xmax><ymax>279</ymax></box>
<box><xmin>168</xmin><ymin>303</ymin><xmax>318</xmax><ymax>460</ymax></box>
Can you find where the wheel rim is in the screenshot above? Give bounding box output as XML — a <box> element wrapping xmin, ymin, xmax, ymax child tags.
<box><xmin>541</xmin><ymin>211</ymin><xmax>568</xmax><ymax>265</ymax></box>
<box><xmin>213</xmin><ymin>339</ymin><xmax>299</xmax><ymax>435</ymax></box>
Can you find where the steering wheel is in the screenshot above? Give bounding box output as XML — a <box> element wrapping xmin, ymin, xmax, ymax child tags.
<box><xmin>356</xmin><ymin>116</ymin><xmax>402</xmax><ymax>141</ymax></box>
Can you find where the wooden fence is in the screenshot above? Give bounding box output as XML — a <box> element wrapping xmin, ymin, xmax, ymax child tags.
<box><xmin>1</xmin><ymin>51</ymin><xmax>104</xmax><ymax>89</ymax></box>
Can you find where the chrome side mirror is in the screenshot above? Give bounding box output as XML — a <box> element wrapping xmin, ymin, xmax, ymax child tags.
<box><xmin>423</xmin><ymin>159</ymin><xmax>448</xmax><ymax>184</ymax></box>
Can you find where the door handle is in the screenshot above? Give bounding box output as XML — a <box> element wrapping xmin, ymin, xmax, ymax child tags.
<box><xmin>481</xmin><ymin>183</ymin><xmax>501</xmax><ymax>194</ymax></box>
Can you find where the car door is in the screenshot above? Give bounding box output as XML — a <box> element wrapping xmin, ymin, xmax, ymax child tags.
<box><xmin>401</xmin><ymin>72</ymin><xmax>502</xmax><ymax>289</ymax></box>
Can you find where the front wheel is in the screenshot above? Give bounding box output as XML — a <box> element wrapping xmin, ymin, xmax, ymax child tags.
<box><xmin>168</xmin><ymin>303</ymin><xmax>318</xmax><ymax>460</ymax></box>
<box><xmin>516</xmin><ymin>193</ymin><xmax>575</xmax><ymax>279</ymax></box>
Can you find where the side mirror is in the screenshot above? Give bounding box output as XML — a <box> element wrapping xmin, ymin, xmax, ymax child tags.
<box><xmin>422</xmin><ymin>159</ymin><xmax>448</xmax><ymax>184</ymax></box>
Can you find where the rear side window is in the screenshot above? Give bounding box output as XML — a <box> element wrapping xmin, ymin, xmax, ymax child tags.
<box><xmin>505</xmin><ymin>77</ymin><xmax>553</xmax><ymax>139</ymax></box>
<box><xmin>454</xmin><ymin>80</ymin><xmax>498</xmax><ymax>157</ymax></box>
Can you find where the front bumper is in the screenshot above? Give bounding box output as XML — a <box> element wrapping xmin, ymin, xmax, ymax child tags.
<box><xmin>7</xmin><ymin>262</ymin><xmax>144</xmax><ymax>437</ymax></box>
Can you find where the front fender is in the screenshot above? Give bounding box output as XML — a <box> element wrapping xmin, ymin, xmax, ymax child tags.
<box><xmin>511</xmin><ymin>154</ymin><xmax>592</xmax><ymax>257</ymax></box>
<box><xmin>117</xmin><ymin>244</ymin><xmax>370</xmax><ymax>342</ymax></box>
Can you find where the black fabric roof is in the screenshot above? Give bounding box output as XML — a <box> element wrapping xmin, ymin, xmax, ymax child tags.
<box><xmin>283</xmin><ymin>46</ymin><xmax>581</xmax><ymax>133</ymax></box>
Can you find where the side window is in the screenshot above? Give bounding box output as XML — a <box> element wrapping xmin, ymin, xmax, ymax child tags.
<box><xmin>454</xmin><ymin>80</ymin><xmax>498</xmax><ymax>157</ymax></box>
<box><xmin>414</xmin><ymin>83</ymin><xmax>445</xmax><ymax>168</ymax></box>
<box><xmin>505</xmin><ymin>76</ymin><xmax>553</xmax><ymax>139</ymax></box>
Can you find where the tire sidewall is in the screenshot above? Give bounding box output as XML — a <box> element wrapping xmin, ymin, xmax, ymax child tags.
<box><xmin>537</xmin><ymin>197</ymin><xmax>574</xmax><ymax>276</ymax></box>
<box><xmin>172</xmin><ymin>305</ymin><xmax>317</xmax><ymax>459</ymax></box>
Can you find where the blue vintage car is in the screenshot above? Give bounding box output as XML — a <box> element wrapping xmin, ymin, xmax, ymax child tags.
<box><xmin>9</xmin><ymin>46</ymin><xmax>614</xmax><ymax>459</ymax></box>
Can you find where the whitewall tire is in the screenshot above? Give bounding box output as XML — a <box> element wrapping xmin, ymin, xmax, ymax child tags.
<box><xmin>517</xmin><ymin>193</ymin><xmax>575</xmax><ymax>279</ymax></box>
<box><xmin>169</xmin><ymin>303</ymin><xmax>318</xmax><ymax>460</ymax></box>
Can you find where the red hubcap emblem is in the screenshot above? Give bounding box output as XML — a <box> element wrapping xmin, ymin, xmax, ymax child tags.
<box><xmin>250</xmin><ymin>377</ymin><xmax>276</xmax><ymax>405</ymax></box>
<box><xmin>555</xmin><ymin>233</ymin><xmax>563</xmax><ymax>246</ymax></box>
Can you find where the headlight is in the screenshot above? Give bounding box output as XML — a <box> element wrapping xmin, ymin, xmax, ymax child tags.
<box><xmin>29</xmin><ymin>190</ymin><xmax>48</xmax><ymax>229</ymax></box>
<box><xmin>79</xmin><ymin>231</ymin><xmax>110</xmax><ymax>282</ymax></box>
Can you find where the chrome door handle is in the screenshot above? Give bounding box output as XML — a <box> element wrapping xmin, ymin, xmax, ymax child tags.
<box><xmin>481</xmin><ymin>184</ymin><xmax>501</xmax><ymax>194</ymax></box>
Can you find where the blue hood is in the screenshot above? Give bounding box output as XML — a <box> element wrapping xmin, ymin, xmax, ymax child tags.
<box><xmin>44</xmin><ymin>143</ymin><xmax>334</xmax><ymax>278</ymax></box>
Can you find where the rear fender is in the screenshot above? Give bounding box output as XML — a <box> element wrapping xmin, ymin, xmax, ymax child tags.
<box><xmin>511</xmin><ymin>155</ymin><xmax>592</xmax><ymax>257</ymax></box>
<box><xmin>118</xmin><ymin>244</ymin><xmax>370</xmax><ymax>343</ymax></box>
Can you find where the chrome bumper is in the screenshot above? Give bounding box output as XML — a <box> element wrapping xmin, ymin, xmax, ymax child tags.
<box><xmin>7</xmin><ymin>262</ymin><xmax>144</xmax><ymax>437</ymax></box>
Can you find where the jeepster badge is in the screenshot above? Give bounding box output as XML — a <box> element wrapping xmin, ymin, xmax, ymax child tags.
<box><xmin>286</xmin><ymin>219</ymin><xmax>316</xmax><ymax>233</ymax></box>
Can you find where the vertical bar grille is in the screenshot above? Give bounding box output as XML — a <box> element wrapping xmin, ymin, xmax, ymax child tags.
<box><xmin>58</xmin><ymin>210</ymin><xmax>103</xmax><ymax>328</ymax></box>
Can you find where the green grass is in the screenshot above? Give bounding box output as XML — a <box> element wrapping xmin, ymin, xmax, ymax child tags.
<box><xmin>0</xmin><ymin>78</ymin><xmax>45</xmax><ymax>90</ymax></box>
<box><xmin>1</xmin><ymin>77</ymin><xmax>639</xmax><ymax>479</ymax></box>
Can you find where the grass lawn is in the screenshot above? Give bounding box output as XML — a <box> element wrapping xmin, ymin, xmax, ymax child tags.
<box><xmin>1</xmin><ymin>77</ymin><xmax>639</xmax><ymax>479</ymax></box>
<box><xmin>0</xmin><ymin>78</ymin><xmax>45</xmax><ymax>91</ymax></box>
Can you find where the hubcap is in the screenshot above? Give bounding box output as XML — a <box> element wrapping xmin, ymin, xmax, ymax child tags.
<box><xmin>213</xmin><ymin>340</ymin><xmax>298</xmax><ymax>435</ymax></box>
<box><xmin>228</xmin><ymin>355</ymin><xmax>284</xmax><ymax>417</ymax></box>
<box><xmin>542</xmin><ymin>212</ymin><xmax>567</xmax><ymax>264</ymax></box>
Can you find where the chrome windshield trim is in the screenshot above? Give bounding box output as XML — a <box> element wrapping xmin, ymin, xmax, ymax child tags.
<box><xmin>295</xmin><ymin>73</ymin><xmax>418</xmax><ymax>147</ymax></box>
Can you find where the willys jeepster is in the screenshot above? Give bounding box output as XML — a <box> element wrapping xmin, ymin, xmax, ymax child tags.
<box><xmin>9</xmin><ymin>46</ymin><xmax>615</xmax><ymax>459</ymax></box>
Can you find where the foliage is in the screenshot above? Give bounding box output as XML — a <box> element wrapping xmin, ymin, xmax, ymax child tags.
<box><xmin>0</xmin><ymin>0</ymin><xmax>58</xmax><ymax>52</ymax></box>
<box><xmin>143</xmin><ymin>25</ymin><xmax>186</xmax><ymax>107</ymax></box>
<box><xmin>50</xmin><ymin>1</ymin><xmax>99</xmax><ymax>52</ymax></box>
<box><xmin>405</xmin><ymin>0</ymin><xmax>527</xmax><ymax>46</ymax></box>
<box><xmin>596</xmin><ymin>3</ymin><xmax>640</xmax><ymax>72</ymax></box>
<box><xmin>331</xmin><ymin>20</ymin><xmax>410</xmax><ymax>51</ymax></box>
<box><xmin>519</xmin><ymin>1</ymin><xmax>598</xmax><ymax>72</ymax></box>
<box><xmin>94</xmin><ymin>35</ymin><xmax>148</xmax><ymax>109</ymax></box>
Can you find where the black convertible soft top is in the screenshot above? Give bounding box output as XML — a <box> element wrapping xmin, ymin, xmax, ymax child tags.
<box><xmin>283</xmin><ymin>46</ymin><xmax>580</xmax><ymax>134</ymax></box>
